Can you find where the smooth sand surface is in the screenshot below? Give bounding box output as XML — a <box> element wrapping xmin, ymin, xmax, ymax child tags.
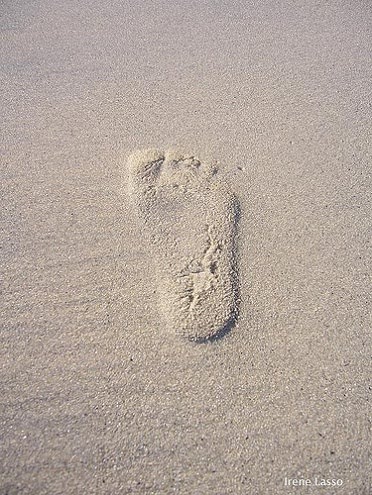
<box><xmin>1</xmin><ymin>1</ymin><xmax>371</xmax><ymax>494</ymax></box>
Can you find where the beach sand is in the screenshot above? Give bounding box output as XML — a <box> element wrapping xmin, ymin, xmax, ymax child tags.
<box><xmin>1</xmin><ymin>0</ymin><xmax>371</xmax><ymax>493</ymax></box>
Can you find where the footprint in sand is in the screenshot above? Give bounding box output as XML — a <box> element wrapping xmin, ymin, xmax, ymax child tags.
<box><xmin>127</xmin><ymin>149</ymin><xmax>239</xmax><ymax>342</ymax></box>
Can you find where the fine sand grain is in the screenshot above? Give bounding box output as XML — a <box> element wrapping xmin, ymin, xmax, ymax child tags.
<box><xmin>1</xmin><ymin>0</ymin><xmax>371</xmax><ymax>494</ymax></box>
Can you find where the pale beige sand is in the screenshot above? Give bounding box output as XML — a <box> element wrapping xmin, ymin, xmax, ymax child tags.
<box><xmin>1</xmin><ymin>0</ymin><xmax>371</xmax><ymax>494</ymax></box>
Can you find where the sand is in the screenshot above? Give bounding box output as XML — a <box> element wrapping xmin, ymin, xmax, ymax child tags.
<box><xmin>1</xmin><ymin>0</ymin><xmax>371</xmax><ymax>494</ymax></box>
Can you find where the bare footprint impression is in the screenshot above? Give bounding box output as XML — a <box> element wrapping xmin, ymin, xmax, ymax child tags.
<box><xmin>127</xmin><ymin>149</ymin><xmax>240</xmax><ymax>342</ymax></box>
